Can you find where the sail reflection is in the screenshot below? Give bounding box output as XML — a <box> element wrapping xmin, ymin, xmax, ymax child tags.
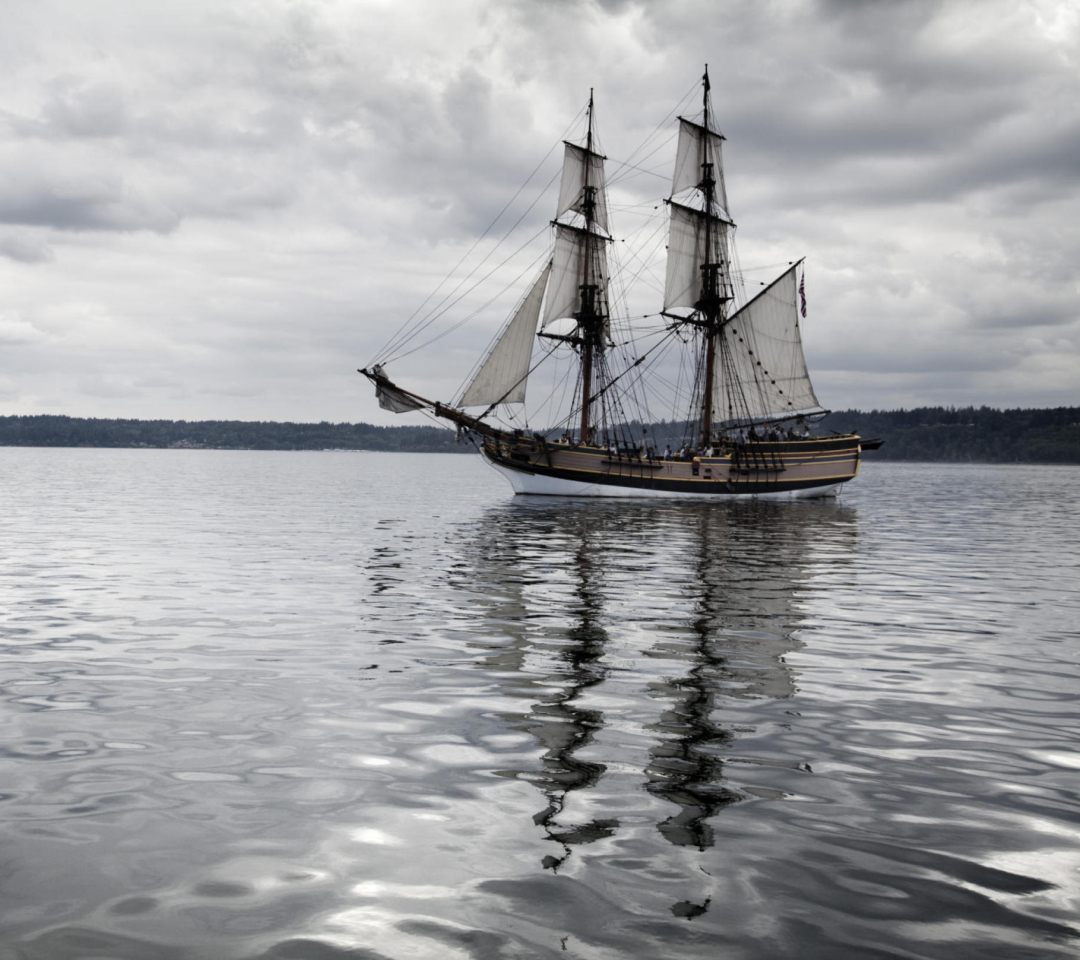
<box><xmin>451</xmin><ymin>498</ymin><xmax>857</xmax><ymax>867</ymax></box>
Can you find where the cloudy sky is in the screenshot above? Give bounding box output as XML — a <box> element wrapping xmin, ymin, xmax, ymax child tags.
<box><xmin>1</xmin><ymin>0</ymin><xmax>1077</xmax><ymax>425</ymax></box>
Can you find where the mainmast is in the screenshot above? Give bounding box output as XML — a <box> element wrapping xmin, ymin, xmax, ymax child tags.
<box><xmin>696</xmin><ymin>68</ymin><xmax>727</xmax><ymax>444</ymax></box>
<box><xmin>577</xmin><ymin>90</ymin><xmax>603</xmax><ymax>444</ymax></box>
<box><xmin>662</xmin><ymin>67</ymin><xmax>733</xmax><ymax>446</ymax></box>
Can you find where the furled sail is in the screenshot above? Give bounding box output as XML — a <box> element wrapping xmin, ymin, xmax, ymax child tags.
<box><xmin>543</xmin><ymin>224</ymin><xmax>608</xmax><ymax>327</ymax></box>
<box><xmin>663</xmin><ymin>202</ymin><xmax>730</xmax><ymax>311</ymax></box>
<box><xmin>372</xmin><ymin>364</ymin><xmax>425</xmax><ymax>413</ymax></box>
<box><xmin>713</xmin><ymin>266</ymin><xmax>821</xmax><ymax>423</ymax></box>
<box><xmin>556</xmin><ymin>143</ymin><xmax>609</xmax><ymax>234</ymax></box>
<box><xmin>459</xmin><ymin>263</ymin><xmax>551</xmax><ymax>407</ymax></box>
<box><xmin>671</xmin><ymin>118</ymin><xmax>730</xmax><ymax>219</ymax></box>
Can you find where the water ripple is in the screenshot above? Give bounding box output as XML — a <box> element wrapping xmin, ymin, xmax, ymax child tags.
<box><xmin>0</xmin><ymin>451</ymin><xmax>1077</xmax><ymax>958</ymax></box>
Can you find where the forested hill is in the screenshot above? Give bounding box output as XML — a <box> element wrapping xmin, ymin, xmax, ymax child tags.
<box><xmin>1</xmin><ymin>407</ymin><xmax>1078</xmax><ymax>462</ymax></box>
<box><xmin>0</xmin><ymin>415</ymin><xmax>464</xmax><ymax>452</ymax></box>
<box><xmin>816</xmin><ymin>407</ymin><xmax>1080</xmax><ymax>463</ymax></box>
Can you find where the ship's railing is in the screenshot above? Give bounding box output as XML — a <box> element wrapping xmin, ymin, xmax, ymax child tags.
<box><xmin>731</xmin><ymin>442</ymin><xmax>787</xmax><ymax>476</ymax></box>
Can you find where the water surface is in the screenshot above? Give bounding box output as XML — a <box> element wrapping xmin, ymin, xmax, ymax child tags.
<box><xmin>1</xmin><ymin>450</ymin><xmax>1077</xmax><ymax>959</ymax></box>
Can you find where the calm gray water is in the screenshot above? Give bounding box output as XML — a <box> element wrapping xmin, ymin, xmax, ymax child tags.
<box><xmin>1</xmin><ymin>448</ymin><xmax>1078</xmax><ymax>959</ymax></box>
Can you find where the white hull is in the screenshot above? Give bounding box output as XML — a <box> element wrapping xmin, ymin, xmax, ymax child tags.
<box><xmin>488</xmin><ymin>461</ymin><xmax>843</xmax><ymax>501</ymax></box>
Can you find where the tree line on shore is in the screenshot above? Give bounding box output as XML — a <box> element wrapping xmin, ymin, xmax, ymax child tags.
<box><xmin>0</xmin><ymin>406</ymin><xmax>1078</xmax><ymax>462</ymax></box>
<box><xmin>0</xmin><ymin>415</ymin><xmax>462</xmax><ymax>453</ymax></box>
<box><xmin>816</xmin><ymin>406</ymin><xmax>1080</xmax><ymax>463</ymax></box>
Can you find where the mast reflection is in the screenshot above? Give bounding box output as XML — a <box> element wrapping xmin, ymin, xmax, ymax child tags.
<box><xmin>528</xmin><ymin>523</ymin><xmax>617</xmax><ymax>870</ymax></box>
<box><xmin>453</xmin><ymin>504</ymin><xmax>620</xmax><ymax>870</ymax></box>
<box><xmin>644</xmin><ymin>508</ymin><xmax>767</xmax><ymax>851</ymax></box>
<box><xmin>453</xmin><ymin>498</ymin><xmax>857</xmax><ymax>869</ymax></box>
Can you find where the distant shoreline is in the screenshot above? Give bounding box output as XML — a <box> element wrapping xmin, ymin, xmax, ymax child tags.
<box><xmin>0</xmin><ymin>414</ymin><xmax>467</xmax><ymax>454</ymax></box>
<box><xmin>1</xmin><ymin>407</ymin><xmax>1078</xmax><ymax>463</ymax></box>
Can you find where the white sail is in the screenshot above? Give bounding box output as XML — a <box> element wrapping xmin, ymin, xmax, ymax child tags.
<box><xmin>459</xmin><ymin>264</ymin><xmax>551</xmax><ymax>407</ymax></box>
<box><xmin>713</xmin><ymin>266</ymin><xmax>821</xmax><ymax>423</ymax></box>
<box><xmin>543</xmin><ymin>224</ymin><xmax>607</xmax><ymax>327</ymax></box>
<box><xmin>556</xmin><ymin>143</ymin><xmax>609</xmax><ymax>234</ymax></box>
<box><xmin>664</xmin><ymin>202</ymin><xmax>729</xmax><ymax>312</ymax></box>
<box><xmin>672</xmin><ymin>118</ymin><xmax>730</xmax><ymax>218</ymax></box>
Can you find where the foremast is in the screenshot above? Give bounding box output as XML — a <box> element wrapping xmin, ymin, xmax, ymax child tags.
<box><xmin>364</xmin><ymin>92</ymin><xmax>613</xmax><ymax>445</ymax></box>
<box><xmin>576</xmin><ymin>90</ymin><xmax>604</xmax><ymax>445</ymax></box>
<box><xmin>538</xmin><ymin>91</ymin><xmax>612</xmax><ymax>445</ymax></box>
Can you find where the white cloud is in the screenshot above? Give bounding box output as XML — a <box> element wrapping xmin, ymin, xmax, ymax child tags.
<box><xmin>0</xmin><ymin>312</ymin><xmax>50</xmax><ymax>345</ymax></box>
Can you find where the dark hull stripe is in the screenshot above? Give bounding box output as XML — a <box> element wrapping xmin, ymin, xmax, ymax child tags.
<box><xmin>485</xmin><ymin>452</ymin><xmax>857</xmax><ymax>495</ymax></box>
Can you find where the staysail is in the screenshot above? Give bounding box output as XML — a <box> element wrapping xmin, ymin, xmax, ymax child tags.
<box><xmin>459</xmin><ymin>263</ymin><xmax>552</xmax><ymax>407</ymax></box>
<box><xmin>714</xmin><ymin>265</ymin><xmax>822</xmax><ymax>424</ymax></box>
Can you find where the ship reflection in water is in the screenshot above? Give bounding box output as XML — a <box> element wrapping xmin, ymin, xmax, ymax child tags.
<box><xmin>451</xmin><ymin>497</ymin><xmax>857</xmax><ymax>893</ymax></box>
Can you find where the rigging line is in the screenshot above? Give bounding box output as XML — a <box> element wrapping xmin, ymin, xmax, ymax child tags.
<box><xmin>616</xmin><ymin>77</ymin><xmax>699</xmax><ymax>171</ymax></box>
<box><xmin>728</xmin><ymin>244</ymin><xmax>749</xmax><ymax>308</ymax></box>
<box><xmin>614</xmin><ymin>249</ymin><xmax>667</xmax><ymax>315</ymax></box>
<box><xmin>399</xmin><ymin>167</ymin><xmax>560</xmax><ymax>338</ymax></box>
<box><xmin>599</xmin><ymin>83</ymin><xmax>693</xmax><ymax>199</ymax></box>
<box><xmin>605</xmin><ymin>147</ymin><xmax>677</xmax><ymax>188</ymax></box>
<box><xmin>537</xmin><ymin>358</ymin><xmax>574</xmax><ymax>431</ymax></box>
<box><xmin>624</xmin><ymin>334</ymin><xmax>681</xmax><ymax>422</ymax></box>
<box><xmin>740</xmin><ymin>260</ymin><xmax>801</xmax><ymax>274</ymax></box>
<box><xmin>371</xmin><ymin>106</ymin><xmax>585</xmax><ymax>365</ymax></box>
<box><xmin>376</xmin><ymin>174</ymin><xmax>560</xmax><ymax>365</ymax></box>
<box><xmin>606</xmin><ymin>208</ymin><xmax>670</xmax><ymax>224</ymax></box>
<box><xmin>610</xmin><ymin>198</ymin><xmax>677</xmax><ymax>211</ymax></box>
<box><xmin>551</xmin><ymin>352</ymin><xmax>578</xmax><ymax>431</ymax></box>
<box><xmin>671</xmin><ymin>335</ymin><xmax>693</xmax><ymax>429</ymax></box>
<box><xmin>393</xmin><ymin>103</ymin><xmax>589</xmax><ymax>327</ymax></box>
<box><xmin>527</xmin><ymin>359</ymin><xmax>574</xmax><ymax>433</ymax></box>
<box><xmin>613</xmin><ymin>219</ymin><xmax>669</xmax><ymax>297</ymax></box>
<box><xmin>610</xmin><ymin>211</ymin><xmax>667</xmax><ymax>279</ymax></box>
<box><xmin>373</xmin><ymin>166</ymin><xmax>574</xmax><ymax>364</ymax></box>
<box><xmin>633</xmin><ymin>335</ymin><xmax>681</xmax><ymax>391</ymax></box>
<box><xmin>584</xmin><ymin>325</ymin><xmax>681</xmax><ymax>409</ymax></box>
<box><xmin>383</xmin><ymin>223</ymin><xmax>550</xmax><ymax>363</ymax></box>
<box><xmin>621</xmin><ymin>197</ymin><xmax>669</xmax><ymax>236</ymax></box>
<box><xmin>615</xmin><ymin>205</ymin><xmax>669</xmax><ymax>256</ymax></box>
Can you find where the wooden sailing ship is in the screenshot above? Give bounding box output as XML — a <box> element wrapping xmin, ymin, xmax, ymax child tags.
<box><xmin>362</xmin><ymin>71</ymin><xmax>878</xmax><ymax>499</ymax></box>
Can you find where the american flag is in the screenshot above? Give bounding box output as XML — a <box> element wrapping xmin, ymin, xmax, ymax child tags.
<box><xmin>799</xmin><ymin>274</ymin><xmax>806</xmax><ymax>318</ymax></box>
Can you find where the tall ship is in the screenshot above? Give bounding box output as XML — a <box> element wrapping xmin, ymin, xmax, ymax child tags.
<box><xmin>362</xmin><ymin>71</ymin><xmax>878</xmax><ymax>499</ymax></box>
